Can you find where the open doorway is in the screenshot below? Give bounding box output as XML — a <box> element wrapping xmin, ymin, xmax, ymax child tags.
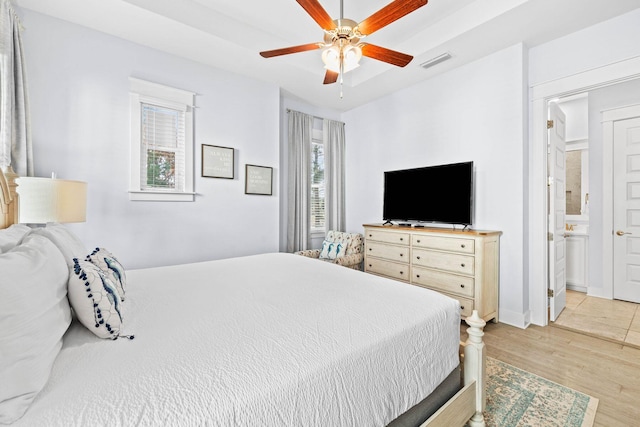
<box><xmin>529</xmin><ymin>56</ymin><xmax>640</xmax><ymax>328</ymax></box>
<box><xmin>547</xmin><ymin>94</ymin><xmax>589</xmax><ymax>322</ymax></box>
<box><xmin>547</xmin><ymin>83</ymin><xmax>640</xmax><ymax>345</ymax></box>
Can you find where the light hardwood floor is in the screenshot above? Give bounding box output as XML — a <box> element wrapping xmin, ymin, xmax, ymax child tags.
<box><xmin>461</xmin><ymin>321</ymin><xmax>640</xmax><ymax>427</ymax></box>
<box><xmin>553</xmin><ymin>290</ymin><xmax>640</xmax><ymax>348</ymax></box>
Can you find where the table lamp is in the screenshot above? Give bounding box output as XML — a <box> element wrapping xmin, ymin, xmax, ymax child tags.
<box><xmin>16</xmin><ymin>175</ymin><xmax>87</xmax><ymax>224</ymax></box>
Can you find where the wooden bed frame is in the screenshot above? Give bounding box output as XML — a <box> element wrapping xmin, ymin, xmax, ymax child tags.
<box><xmin>0</xmin><ymin>166</ymin><xmax>486</xmax><ymax>427</ymax></box>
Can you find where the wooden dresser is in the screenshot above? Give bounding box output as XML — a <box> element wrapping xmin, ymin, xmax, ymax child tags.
<box><xmin>363</xmin><ymin>224</ymin><xmax>501</xmax><ymax>322</ymax></box>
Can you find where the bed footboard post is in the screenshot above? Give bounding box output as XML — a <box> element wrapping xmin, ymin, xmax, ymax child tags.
<box><xmin>464</xmin><ymin>310</ymin><xmax>486</xmax><ymax>427</ymax></box>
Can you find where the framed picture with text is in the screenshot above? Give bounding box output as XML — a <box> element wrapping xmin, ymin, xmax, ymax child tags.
<box><xmin>202</xmin><ymin>144</ymin><xmax>234</xmax><ymax>179</ymax></box>
<box><xmin>245</xmin><ymin>164</ymin><xmax>273</xmax><ymax>195</ymax></box>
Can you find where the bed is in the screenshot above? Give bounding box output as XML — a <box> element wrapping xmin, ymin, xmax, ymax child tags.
<box><xmin>0</xmin><ymin>167</ymin><xmax>486</xmax><ymax>426</ymax></box>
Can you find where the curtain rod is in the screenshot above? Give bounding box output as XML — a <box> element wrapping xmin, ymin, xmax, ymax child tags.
<box><xmin>286</xmin><ymin>109</ymin><xmax>344</xmax><ymax>125</ymax></box>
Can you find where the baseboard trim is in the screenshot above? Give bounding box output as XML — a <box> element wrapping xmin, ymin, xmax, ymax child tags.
<box><xmin>498</xmin><ymin>308</ymin><xmax>531</xmax><ymax>329</ymax></box>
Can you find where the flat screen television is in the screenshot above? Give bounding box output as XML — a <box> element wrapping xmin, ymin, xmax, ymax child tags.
<box><xmin>383</xmin><ymin>161</ymin><xmax>474</xmax><ymax>226</ymax></box>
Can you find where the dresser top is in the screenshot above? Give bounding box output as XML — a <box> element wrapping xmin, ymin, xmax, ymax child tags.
<box><xmin>363</xmin><ymin>223</ymin><xmax>502</xmax><ymax>237</ymax></box>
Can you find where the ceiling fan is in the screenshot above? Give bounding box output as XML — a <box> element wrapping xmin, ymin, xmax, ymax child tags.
<box><xmin>259</xmin><ymin>0</ymin><xmax>428</xmax><ymax>89</ymax></box>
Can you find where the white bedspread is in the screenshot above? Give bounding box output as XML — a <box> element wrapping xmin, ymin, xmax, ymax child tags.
<box><xmin>15</xmin><ymin>253</ymin><xmax>460</xmax><ymax>426</ymax></box>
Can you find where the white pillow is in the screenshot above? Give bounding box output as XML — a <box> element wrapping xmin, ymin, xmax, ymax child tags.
<box><xmin>319</xmin><ymin>239</ymin><xmax>348</xmax><ymax>260</ymax></box>
<box><xmin>86</xmin><ymin>247</ymin><xmax>126</xmax><ymax>301</ymax></box>
<box><xmin>0</xmin><ymin>234</ymin><xmax>71</xmax><ymax>424</ymax></box>
<box><xmin>0</xmin><ymin>223</ymin><xmax>31</xmax><ymax>253</ymax></box>
<box><xmin>30</xmin><ymin>223</ymin><xmax>87</xmax><ymax>267</ymax></box>
<box><xmin>68</xmin><ymin>259</ymin><xmax>123</xmax><ymax>339</ymax></box>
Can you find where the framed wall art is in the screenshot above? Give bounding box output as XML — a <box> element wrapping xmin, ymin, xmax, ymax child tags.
<box><xmin>202</xmin><ymin>144</ymin><xmax>234</xmax><ymax>179</ymax></box>
<box><xmin>245</xmin><ymin>164</ymin><xmax>273</xmax><ymax>195</ymax></box>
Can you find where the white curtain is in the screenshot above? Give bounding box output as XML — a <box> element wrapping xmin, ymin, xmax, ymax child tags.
<box><xmin>323</xmin><ymin>118</ymin><xmax>345</xmax><ymax>231</ymax></box>
<box><xmin>0</xmin><ymin>0</ymin><xmax>32</xmax><ymax>177</ymax></box>
<box><xmin>286</xmin><ymin>110</ymin><xmax>313</xmax><ymax>252</ymax></box>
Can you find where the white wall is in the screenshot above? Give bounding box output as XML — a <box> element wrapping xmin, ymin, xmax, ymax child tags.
<box><xmin>20</xmin><ymin>9</ymin><xmax>281</xmax><ymax>269</ymax></box>
<box><xmin>343</xmin><ymin>44</ymin><xmax>528</xmax><ymax>327</ymax></box>
<box><xmin>529</xmin><ymin>8</ymin><xmax>640</xmax><ymax>86</ymax></box>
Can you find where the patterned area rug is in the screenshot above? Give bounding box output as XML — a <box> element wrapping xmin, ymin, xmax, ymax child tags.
<box><xmin>485</xmin><ymin>357</ymin><xmax>599</xmax><ymax>427</ymax></box>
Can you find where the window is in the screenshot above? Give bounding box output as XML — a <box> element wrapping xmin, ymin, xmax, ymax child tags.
<box><xmin>310</xmin><ymin>128</ymin><xmax>325</xmax><ymax>233</ymax></box>
<box><xmin>129</xmin><ymin>78</ymin><xmax>195</xmax><ymax>201</ymax></box>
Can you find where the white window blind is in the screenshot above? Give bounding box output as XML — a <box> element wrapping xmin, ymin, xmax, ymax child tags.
<box><xmin>140</xmin><ymin>103</ymin><xmax>185</xmax><ymax>191</ymax></box>
<box><xmin>310</xmin><ymin>137</ymin><xmax>325</xmax><ymax>232</ymax></box>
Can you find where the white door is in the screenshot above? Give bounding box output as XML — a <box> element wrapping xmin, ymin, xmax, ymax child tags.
<box><xmin>548</xmin><ymin>102</ymin><xmax>567</xmax><ymax>321</ymax></box>
<box><xmin>613</xmin><ymin>117</ymin><xmax>640</xmax><ymax>303</ymax></box>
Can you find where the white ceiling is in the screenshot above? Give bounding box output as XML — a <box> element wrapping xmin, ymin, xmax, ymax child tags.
<box><xmin>14</xmin><ymin>0</ymin><xmax>640</xmax><ymax>111</ymax></box>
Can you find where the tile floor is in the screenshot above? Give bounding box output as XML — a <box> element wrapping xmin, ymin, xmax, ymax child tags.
<box><xmin>552</xmin><ymin>290</ymin><xmax>640</xmax><ymax>347</ymax></box>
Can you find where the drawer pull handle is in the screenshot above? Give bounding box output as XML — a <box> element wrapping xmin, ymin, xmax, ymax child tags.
<box><xmin>368</xmin><ymin>264</ymin><xmax>372</xmax><ymax>268</ymax></box>
<box><xmin>417</xmin><ymin>239</ymin><xmax>421</xmax><ymax>243</ymax></box>
<box><xmin>461</xmin><ymin>263</ymin><xmax>465</xmax><ymax>267</ymax></box>
<box><xmin>400</xmin><ymin>253</ymin><xmax>403</xmax><ymax>257</ymax></box>
<box><xmin>416</xmin><ymin>256</ymin><xmax>421</xmax><ymax>260</ymax></box>
<box><xmin>369</xmin><ymin>234</ymin><xmax>372</xmax><ymax>237</ymax></box>
<box><xmin>460</xmin><ymin>284</ymin><xmax>465</xmax><ymax>288</ymax></box>
<box><xmin>400</xmin><ymin>238</ymin><xmax>404</xmax><ymax>241</ymax></box>
<box><xmin>369</xmin><ymin>248</ymin><xmax>372</xmax><ymax>251</ymax></box>
<box><xmin>460</xmin><ymin>306</ymin><xmax>465</xmax><ymax>310</ymax></box>
<box><xmin>416</xmin><ymin>274</ymin><xmax>420</xmax><ymax>278</ymax></box>
<box><xmin>461</xmin><ymin>244</ymin><xmax>466</xmax><ymax>248</ymax></box>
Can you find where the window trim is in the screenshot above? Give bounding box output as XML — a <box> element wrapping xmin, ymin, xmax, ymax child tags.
<box><xmin>129</xmin><ymin>77</ymin><xmax>195</xmax><ymax>202</ymax></box>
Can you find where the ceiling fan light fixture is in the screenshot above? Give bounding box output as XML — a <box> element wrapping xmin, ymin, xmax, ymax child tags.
<box><xmin>322</xmin><ymin>44</ymin><xmax>362</xmax><ymax>74</ymax></box>
<box><xmin>322</xmin><ymin>46</ymin><xmax>341</xmax><ymax>72</ymax></box>
<box><xmin>343</xmin><ymin>45</ymin><xmax>362</xmax><ymax>72</ymax></box>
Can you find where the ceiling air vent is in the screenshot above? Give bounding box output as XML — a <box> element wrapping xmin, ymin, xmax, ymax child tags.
<box><xmin>420</xmin><ymin>52</ymin><xmax>452</xmax><ymax>70</ymax></box>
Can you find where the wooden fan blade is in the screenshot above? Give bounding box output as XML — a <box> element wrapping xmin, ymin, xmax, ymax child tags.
<box><xmin>361</xmin><ymin>44</ymin><xmax>413</xmax><ymax>67</ymax></box>
<box><xmin>357</xmin><ymin>0</ymin><xmax>428</xmax><ymax>36</ymax></box>
<box><xmin>260</xmin><ymin>43</ymin><xmax>321</xmax><ymax>58</ymax></box>
<box><xmin>323</xmin><ymin>70</ymin><xmax>339</xmax><ymax>85</ymax></box>
<box><xmin>296</xmin><ymin>0</ymin><xmax>337</xmax><ymax>30</ymax></box>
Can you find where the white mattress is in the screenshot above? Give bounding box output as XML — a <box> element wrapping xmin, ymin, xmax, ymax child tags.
<box><xmin>15</xmin><ymin>253</ymin><xmax>460</xmax><ymax>426</ymax></box>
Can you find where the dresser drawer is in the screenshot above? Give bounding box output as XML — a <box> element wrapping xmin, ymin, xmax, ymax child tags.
<box><xmin>412</xmin><ymin>266</ymin><xmax>474</xmax><ymax>298</ymax></box>
<box><xmin>365</xmin><ymin>229</ymin><xmax>410</xmax><ymax>246</ymax></box>
<box><xmin>366</xmin><ymin>241</ymin><xmax>409</xmax><ymax>262</ymax></box>
<box><xmin>412</xmin><ymin>248</ymin><xmax>474</xmax><ymax>275</ymax></box>
<box><xmin>452</xmin><ymin>295</ymin><xmax>474</xmax><ymax>318</ymax></box>
<box><xmin>366</xmin><ymin>258</ymin><xmax>409</xmax><ymax>282</ymax></box>
<box><xmin>412</xmin><ymin>235</ymin><xmax>475</xmax><ymax>254</ymax></box>
<box><xmin>411</xmin><ymin>286</ymin><xmax>474</xmax><ymax>318</ymax></box>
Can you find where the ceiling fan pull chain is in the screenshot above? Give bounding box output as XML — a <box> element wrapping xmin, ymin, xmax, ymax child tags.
<box><xmin>340</xmin><ymin>58</ymin><xmax>344</xmax><ymax>99</ymax></box>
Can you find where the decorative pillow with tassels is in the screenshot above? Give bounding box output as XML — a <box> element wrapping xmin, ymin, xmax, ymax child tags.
<box><xmin>68</xmin><ymin>259</ymin><xmax>123</xmax><ymax>339</ymax></box>
<box><xmin>86</xmin><ymin>248</ymin><xmax>126</xmax><ymax>301</ymax></box>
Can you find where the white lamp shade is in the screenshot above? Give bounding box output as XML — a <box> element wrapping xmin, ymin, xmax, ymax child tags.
<box><xmin>16</xmin><ymin>177</ymin><xmax>87</xmax><ymax>224</ymax></box>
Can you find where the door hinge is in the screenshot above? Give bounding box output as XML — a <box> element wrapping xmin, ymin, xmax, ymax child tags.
<box><xmin>548</xmin><ymin>232</ymin><xmax>554</xmax><ymax>241</ymax></box>
<box><xmin>547</xmin><ymin>119</ymin><xmax>554</xmax><ymax>129</ymax></box>
<box><xmin>548</xmin><ymin>289</ymin><xmax>555</xmax><ymax>298</ymax></box>
<box><xmin>547</xmin><ymin>176</ymin><xmax>553</xmax><ymax>187</ymax></box>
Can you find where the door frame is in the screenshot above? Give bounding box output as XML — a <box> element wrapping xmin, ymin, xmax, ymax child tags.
<box><xmin>529</xmin><ymin>56</ymin><xmax>640</xmax><ymax>327</ymax></box>
<box><xmin>603</xmin><ymin>105</ymin><xmax>640</xmax><ymax>301</ymax></box>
